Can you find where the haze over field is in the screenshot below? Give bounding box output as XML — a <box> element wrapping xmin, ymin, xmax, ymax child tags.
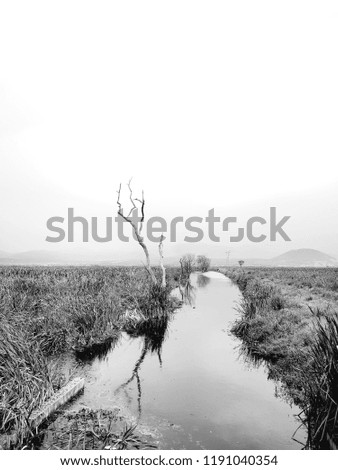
<box><xmin>0</xmin><ymin>248</ymin><xmax>336</xmax><ymax>268</ymax></box>
<box><xmin>0</xmin><ymin>1</ymin><xmax>337</xmax><ymax>261</ymax></box>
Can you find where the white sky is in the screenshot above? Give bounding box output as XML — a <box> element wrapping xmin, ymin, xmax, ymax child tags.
<box><xmin>0</xmin><ymin>1</ymin><xmax>337</xmax><ymax>259</ymax></box>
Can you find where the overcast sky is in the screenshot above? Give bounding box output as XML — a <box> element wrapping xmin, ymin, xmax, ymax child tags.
<box><xmin>0</xmin><ymin>1</ymin><xmax>337</xmax><ymax>261</ymax></box>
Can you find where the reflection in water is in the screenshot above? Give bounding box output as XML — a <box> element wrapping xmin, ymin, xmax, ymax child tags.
<box><xmin>75</xmin><ymin>336</ymin><xmax>120</xmax><ymax>362</ymax></box>
<box><xmin>235</xmin><ymin>342</ymin><xmax>308</xmax><ymax>448</ymax></box>
<box><xmin>196</xmin><ymin>274</ymin><xmax>211</xmax><ymax>289</ymax></box>
<box><xmin>236</xmin><ymin>342</ymin><xmax>265</xmax><ymax>369</ymax></box>
<box><xmin>68</xmin><ymin>273</ymin><xmax>306</xmax><ymax>449</ymax></box>
<box><xmin>178</xmin><ymin>279</ymin><xmax>196</xmax><ymax>306</ymax></box>
<box><xmin>114</xmin><ymin>341</ymin><xmax>147</xmax><ymax>420</ymax></box>
<box><xmin>178</xmin><ymin>274</ymin><xmax>209</xmax><ymax>306</ymax></box>
<box><xmin>115</xmin><ymin>315</ymin><xmax>170</xmax><ymax>421</ymax></box>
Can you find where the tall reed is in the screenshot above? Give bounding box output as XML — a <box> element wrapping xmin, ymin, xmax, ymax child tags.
<box><xmin>304</xmin><ymin>311</ymin><xmax>338</xmax><ymax>447</ymax></box>
<box><xmin>0</xmin><ymin>320</ymin><xmax>55</xmax><ymax>448</ymax></box>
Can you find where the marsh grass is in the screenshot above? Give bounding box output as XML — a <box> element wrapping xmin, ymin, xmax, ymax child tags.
<box><xmin>38</xmin><ymin>409</ymin><xmax>156</xmax><ymax>450</ymax></box>
<box><xmin>119</xmin><ymin>271</ymin><xmax>181</xmax><ymax>335</ymax></box>
<box><xmin>0</xmin><ymin>266</ymin><xmax>179</xmax><ymax>355</ymax></box>
<box><xmin>226</xmin><ymin>267</ymin><xmax>338</xmax><ymax>448</ymax></box>
<box><xmin>232</xmin><ymin>275</ymin><xmax>287</xmax><ymax>338</ymax></box>
<box><xmin>0</xmin><ymin>320</ymin><xmax>56</xmax><ymax>448</ymax></box>
<box><xmin>0</xmin><ymin>265</ymin><xmax>180</xmax><ymax>448</ymax></box>
<box><xmin>304</xmin><ymin>312</ymin><xmax>338</xmax><ymax>447</ymax></box>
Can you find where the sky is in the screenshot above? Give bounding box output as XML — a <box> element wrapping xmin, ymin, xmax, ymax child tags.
<box><xmin>0</xmin><ymin>1</ymin><xmax>337</xmax><ymax>262</ymax></box>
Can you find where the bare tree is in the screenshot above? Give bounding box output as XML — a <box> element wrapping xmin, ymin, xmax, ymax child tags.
<box><xmin>196</xmin><ymin>255</ymin><xmax>211</xmax><ymax>273</ymax></box>
<box><xmin>158</xmin><ymin>234</ymin><xmax>166</xmax><ymax>288</ymax></box>
<box><xmin>117</xmin><ymin>179</ymin><xmax>160</xmax><ymax>285</ymax></box>
<box><xmin>179</xmin><ymin>254</ymin><xmax>196</xmax><ymax>279</ymax></box>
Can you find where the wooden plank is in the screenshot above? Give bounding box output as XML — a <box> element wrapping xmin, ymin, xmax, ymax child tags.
<box><xmin>29</xmin><ymin>377</ymin><xmax>85</xmax><ymax>430</ymax></box>
<box><xmin>0</xmin><ymin>378</ymin><xmax>85</xmax><ymax>448</ymax></box>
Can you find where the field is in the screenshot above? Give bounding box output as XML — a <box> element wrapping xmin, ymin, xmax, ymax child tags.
<box><xmin>223</xmin><ymin>266</ymin><xmax>338</xmax><ymax>449</ymax></box>
<box><xmin>1</xmin><ymin>264</ymin><xmax>338</xmax><ymax>450</ymax></box>
<box><xmin>0</xmin><ymin>265</ymin><xmax>180</xmax><ymax>449</ymax></box>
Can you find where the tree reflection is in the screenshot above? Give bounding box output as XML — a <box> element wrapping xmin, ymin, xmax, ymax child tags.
<box><xmin>178</xmin><ymin>279</ymin><xmax>196</xmax><ymax>307</ymax></box>
<box><xmin>197</xmin><ymin>274</ymin><xmax>211</xmax><ymax>289</ymax></box>
<box><xmin>114</xmin><ymin>315</ymin><xmax>169</xmax><ymax>421</ymax></box>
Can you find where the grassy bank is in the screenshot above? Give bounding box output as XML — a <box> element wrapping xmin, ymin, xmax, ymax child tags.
<box><xmin>0</xmin><ymin>265</ymin><xmax>180</xmax><ymax>448</ymax></box>
<box><xmin>224</xmin><ymin>267</ymin><xmax>338</xmax><ymax>449</ymax></box>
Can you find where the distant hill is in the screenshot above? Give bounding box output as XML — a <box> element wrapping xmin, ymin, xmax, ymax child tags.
<box><xmin>269</xmin><ymin>249</ymin><xmax>337</xmax><ymax>267</ymax></box>
<box><xmin>0</xmin><ymin>248</ymin><xmax>336</xmax><ymax>268</ymax></box>
<box><xmin>212</xmin><ymin>249</ymin><xmax>337</xmax><ymax>267</ymax></box>
<box><xmin>225</xmin><ymin>249</ymin><xmax>337</xmax><ymax>267</ymax></box>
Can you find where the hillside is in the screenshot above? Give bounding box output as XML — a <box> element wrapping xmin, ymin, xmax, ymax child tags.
<box><xmin>269</xmin><ymin>249</ymin><xmax>337</xmax><ymax>267</ymax></box>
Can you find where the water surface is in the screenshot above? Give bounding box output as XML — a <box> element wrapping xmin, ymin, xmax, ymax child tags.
<box><xmin>68</xmin><ymin>273</ymin><xmax>305</xmax><ymax>449</ymax></box>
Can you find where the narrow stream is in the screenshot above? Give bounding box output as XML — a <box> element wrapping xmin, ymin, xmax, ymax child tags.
<box><xmin>67</xmin><ymin>272</ymin><xmax>305</xmax><ymax>449</ymax></box>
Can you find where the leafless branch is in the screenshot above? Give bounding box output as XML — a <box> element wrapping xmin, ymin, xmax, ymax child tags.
<box><xmin>116</xmin><ymin>180</ymin><xmax>157</xmax><ymax>285</ymax></box>
<box><xmin>159</xmin><ymin>234</ymin><xmax>166</xmax><ymax>288</ymax></box>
